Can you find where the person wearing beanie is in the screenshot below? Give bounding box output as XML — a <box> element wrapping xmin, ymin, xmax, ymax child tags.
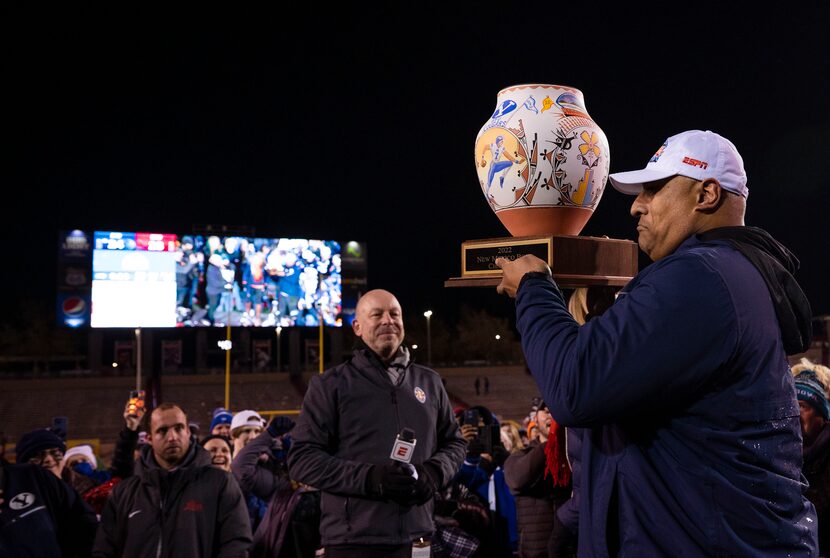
<box><xmin>62</xmin><ymin>444</ymin><xmax>98</xmax><ymax>471</ymax></box>
<box><xmin>56</xmin><ymin>397</ymin><xmax>145</xmax><ymax>516</ymax></box>
<box><xmin>15</xmin><ymin>428</ymin><xmax>66</xmax><ymax>477</ymax></box>
<box><xmin>793</xmin><ymin>360</ymin><xmax>830</xmax><ymax>442</ymax></box>
<box><xmin>1</xmin><ymin>456</ymin><xmax>98</xmax><ymax>555</ymax></box>
<box><xmin>59</xmin><ymin>444</ymin><xmax>107</xmax><ymax>511</ymax></box>
<box><xmin>792</xmin><ymin>358</ymin><xmax>830</xmax><ymax>554</ymax></box>
<box><xmin>497</xmin><ymin>130</ymin><xmax>817</xmax><ymax>555</ymax></box>
<box><xmin>210</xmin><ymin>407</ymin><xmax>233</xmax><ymax>437</ymax></box>
<box><xmin>505</xmin><ymin>398</ymin><xmax>574</xmax><ymax>558</ymax></box>
<box><xmin>59</xmin><ymin>445</ymin><xmax>103</xmax><ymax>491</ymax></box>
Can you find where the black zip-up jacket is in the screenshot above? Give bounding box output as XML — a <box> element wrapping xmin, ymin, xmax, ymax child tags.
<box><xmin>287</xmin><ymin>348</ymin><xmax>466</xmax><ymax>546</ymax></box>
<box><xmin>92</xmin><ymin>440</ymin><xmax>252</xmax><ymax>557</ymax></box>
<box><xmin>0</xmin><ymin>461</ymin><xmax>98</xmax><ymax>557</ymax></box>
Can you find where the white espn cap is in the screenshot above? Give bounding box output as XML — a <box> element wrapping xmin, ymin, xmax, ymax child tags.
<box><xmin>609</xmin><ymin>130</ymin><xmax>748</xmax><ymax>198</ymax></box>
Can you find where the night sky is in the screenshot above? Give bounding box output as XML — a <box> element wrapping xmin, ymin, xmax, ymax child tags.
<box><xmin>6</xmin><ymin>9</ymin><xmax>829</xmax><ymax>333</ymax></box>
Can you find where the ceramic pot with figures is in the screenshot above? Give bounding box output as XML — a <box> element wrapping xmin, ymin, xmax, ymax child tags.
<box><xmin>474</xmin><ymin>84</ymin><xmax>610</xmax><ymax>236</ymax></box>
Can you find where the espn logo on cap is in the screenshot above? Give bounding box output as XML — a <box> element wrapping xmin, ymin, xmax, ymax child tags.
<box><xmin>682</xmin><ymin>156</ymin><xmax>708</xmax><ymax>169</ymax></box>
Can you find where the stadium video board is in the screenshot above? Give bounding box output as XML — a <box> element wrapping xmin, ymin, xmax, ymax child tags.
<box><xmin>68</xmin><ymin>231</ymin><xmax>343</xmax><ymax>328</ymax></box>
<box><xmin>91</xmin><ymin>232</ymin><xmax>179</xmax><ymax>327</ymax></box>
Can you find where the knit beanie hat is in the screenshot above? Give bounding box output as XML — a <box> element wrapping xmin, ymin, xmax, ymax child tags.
<box><xmin>63</xmin><ymin>444</ymin><xmax>98</xmax><ymax>469</ymax></box>
<box><xmin>16</xmin><ymin>429</ymin><xmax>66</xmax><ymax>464</ymax></box>
<box><xmin>210</xmin><ymin>408</ymin><xmax>233</xmax><ymax>432</ymax></box>
<box><xmin>794</xmin><ymin>370</ymin><xmax>830</xmax><ymax>420</ymax></box>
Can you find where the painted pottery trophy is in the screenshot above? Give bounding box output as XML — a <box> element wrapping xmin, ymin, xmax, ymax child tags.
<box><xmin>445</xmin><ymin>84</ymin><xmax>637</xmax><ymax>288</ymax></box>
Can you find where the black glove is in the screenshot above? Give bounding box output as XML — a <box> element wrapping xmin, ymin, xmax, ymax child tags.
<box><xmin>267</xmin><ymin>416</ymin><xmax>295</xmax><ymax>438</ymax></box>
<box><xmin>411</xmin><ymin>463</ymin><xmax>441</xmax><ymax>505</ymax></box>
<box><xmin>491</xmin><ymin>445</ymin><xmax>510</xmax><ymax>468</ymax></box>
<box><xmin>365</xmin><ymin>464</ymin><xmax>417</xmax><ymax>502</ymax></box>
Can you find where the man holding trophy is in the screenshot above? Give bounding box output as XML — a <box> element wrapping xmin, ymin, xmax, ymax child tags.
<box><xmin>496</xmin><ymin>130</ymin><xmax>817</xmax><ymax>556</ymax></box>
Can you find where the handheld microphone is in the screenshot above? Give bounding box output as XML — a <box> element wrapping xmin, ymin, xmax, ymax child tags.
<box><xmin>390</xmin><ymin>427</ymin><xmax>418</xmax><ymax>478</ymax></box>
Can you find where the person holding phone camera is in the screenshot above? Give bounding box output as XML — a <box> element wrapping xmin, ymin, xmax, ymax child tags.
<box><xmin>453</xmin><ymin>405</ymin><xmax>517</xmax><ymax>557</ymax></box>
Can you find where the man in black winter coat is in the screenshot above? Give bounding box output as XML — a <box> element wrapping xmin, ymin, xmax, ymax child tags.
<box><xmin>288</xmin><ymin>289</ymin><xmax>466</xmax><ymax>558</ymax></box>
<box><xmin>93</xmin><ymin>403</ymin><xmax>252</xmax><ymax>558</ymax></box>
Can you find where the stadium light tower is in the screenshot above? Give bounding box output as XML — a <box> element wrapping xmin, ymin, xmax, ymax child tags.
<box><xmin>134</xmin><ymin>328</ymin><xmax>142</xmax><ymax>390</ymax></box>
<box><xmin>275</xmin><ymin>326</ymin><xmax>282</xmax><ymax>372</ymax></box>
<box><xmin>423</xmin><ymin>310</ymin><xmax>433</xmax><ymax>366</ymax></box>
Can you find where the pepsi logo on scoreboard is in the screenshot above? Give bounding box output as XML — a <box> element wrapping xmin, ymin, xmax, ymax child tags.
<box><xmin>57</xmin><ymin>294</ymin><xmax>90</xmax><ymax>328</ymax></box>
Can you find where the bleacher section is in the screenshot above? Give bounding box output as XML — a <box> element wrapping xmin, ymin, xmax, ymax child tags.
<box><xmin>439</xmin><ymin>366</ymin><xmax>540</xmax><ymax>422</ymax></box>
<box><xmin>0</xmin><ymin>365</ymin><xmax>543</xmax><ymax>446</ymax></box>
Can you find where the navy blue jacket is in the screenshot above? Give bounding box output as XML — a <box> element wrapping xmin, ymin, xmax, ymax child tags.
<box><xmin>515</xmin><ymin>235</ymin><xmax>817</xmax><ymax>557</ymax></box>
<box><xmin>555</xmin><ymin>427</ymin><xmax>583</xmax><ymax>533</ymax></box>
<box><xmin>0</xmin><ymin>461</ymin><xmax>97</xmax><ymax>558</ymax></box>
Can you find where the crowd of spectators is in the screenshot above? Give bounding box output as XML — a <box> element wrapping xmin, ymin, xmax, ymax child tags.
<box><xmin>2</xmin><ymin>355</ymin><xmax>829</xmax><ymax>557</ymax></box>
<box><xmin>175</xmin><ymin>236</ymin><xmax>342</xmax><ymax>328</ymax></box>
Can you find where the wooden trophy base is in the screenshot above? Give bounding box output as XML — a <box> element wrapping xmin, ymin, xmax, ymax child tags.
<box><xmin>445</xmin><ymin>235</ymin><xmax>638</xmax><ymax>288</ymax></box>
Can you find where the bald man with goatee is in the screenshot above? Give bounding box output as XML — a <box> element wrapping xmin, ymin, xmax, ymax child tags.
<box><xmin>288</xmin><ymin>289</ymin><xmax>465</xmax><ymax>558</ymax></box>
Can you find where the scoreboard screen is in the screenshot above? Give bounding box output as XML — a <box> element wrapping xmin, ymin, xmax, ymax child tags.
<box><xmin>91</xmin><ymin>232</ymin><xmax>178</xmax><ymax>327</ymax></box>
<box><xmin>80</xmin><ymin>231</ymin><xmax>344</xmax><ymax>328</ymax></box>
